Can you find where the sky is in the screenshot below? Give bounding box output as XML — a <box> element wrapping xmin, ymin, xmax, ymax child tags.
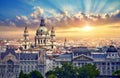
<box><xmin>0</xmin><ymin>0</ymin><xmax>120</xmax><ymax>40</ymax></box>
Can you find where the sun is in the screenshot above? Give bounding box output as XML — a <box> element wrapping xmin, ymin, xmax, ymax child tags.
<box><xmin>83</xmin><ymin>25</ymin><xmax>91</xmax><ymax>32</ymax></box>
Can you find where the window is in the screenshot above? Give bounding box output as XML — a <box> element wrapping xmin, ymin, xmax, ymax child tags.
<box><xmin>116</xmin><ymin>66</ymin><xmax>118</xmax><ymax>70</ymax></box>
<box><xmin>28</xmin><ymin>66</ymin><xmax>29</xmax><ymax>72</ymax></box>
<box><xmin>112</xmin><ymin>62</ymin><xmax>115</xmax><ymax>65</ymax></box>
<box><xmin>112</xmin><ymin>67</ymin><xmax>114</xmax><ymax>70</ymax></box>
<box><xmin>102</xmin><ymin>62</ymin><xmax>105</xmax><ymax>65</ymax></box>
<box><xmin>107</xmin><ymin>71</ymin><xmax>110</xmax><ymax>74</ymax></box>
<box><xmin>102</xmin><ymin>67</ymin><xmax>105</xmax><ymax>70</ymax></box>
<box><xmin>21</xmin><ymin>66</ymin><xmax>22</xmax><ymax>70</ymax></box>
<box><xmin>31</xmin><ymin>66</ymin><xmax>33</xmax><ymax>70</ymax></box>
<box><xmin>112</xmin><ymin>54</ymin><xmax>114</xmax><ymax>56</ymax></box>
<box><xmin>24</xmin><ymin>66</ymin><xmax>26</xmax><ymax>72</ymax></box>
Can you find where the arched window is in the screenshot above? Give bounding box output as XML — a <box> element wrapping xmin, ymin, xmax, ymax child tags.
<box><xmin>24</xmin><ymin>66</ymin><xmax>26</xmax><ymax>72</ymax></box>
<box><xmin>7</xmin><ymin>60</ymin><xmax>14</xmax><ymax>72</ymax></box>
<box><xmin>41</xmin><ymin>40</ymin><xmax>42</xmax><ymax>44</ymax></box>
<box><xmin>44</xmin><ymin>39</ymin><xmax>46</xmax><ymax>44</ymax></box>
<box><xmin>28</xmin><ymin>66</ymin><xmax>30</xmax><ymax>72</ymax></box>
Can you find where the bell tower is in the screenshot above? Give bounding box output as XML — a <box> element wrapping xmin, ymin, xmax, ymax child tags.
<box><xmin>64</xmin><ymin>38</ymin><xmax>67</xmax><ymax>48</ymax></box>
<box><xmin>23</xmin><ymin>26</ymin><xmax>30</xmax><ymax>50</ymax></box>
<box><xmin>50</xmin><ymin>26</ymin><xmax>56</xmax><ymax>49</ymax></box>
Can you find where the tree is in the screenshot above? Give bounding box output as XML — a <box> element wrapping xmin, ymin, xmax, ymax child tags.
<box><xmin>77</xmin><ymin>64</ymin><xmax>100</xmax><ymax>78</ymax></box>
<box><xmin>29</xmin><ymin>70</ymin><xmax>44</xmax><ymax>78</ymax></box>
<box><xmin>19</xmin><ymin>70</ymin><xmax>43</xmax><ymax>78</ymax></box>
<box><xmin>113</xmin><ymin>70</ymin><xmax>120</xmax><ymax>76</ymax></box>
<box><xmin>52</xmin><ymin>62</ymin><xmax>76</xmax><ymax>78</ymax></box>
<box><xmin>19</xmin><ymin>70</ymin><xmax>30</xmax><ymax>78</ymax></box>
<box><xmin>23</xmin><ymin>74</ymin><xmax>30</xmax><ymax>78</ymax></box>
<box><xmin>45</xmin><ymin>70</ymin><xmax>56</xmax><ymax>78</ymax></box>
<box><xmin>48</xmin><ymin>74</ymin><xmax>57</xmax><ymax>78</ymax></box>
<box><xmin>46</xmin><ymin>62</ymin><xmax>100</xmax><ymax>78</ymax></box>
<box><xmin>19</xmin><ymin>70</ymin><xmax>24</xmax><ymax>78</ymax></box>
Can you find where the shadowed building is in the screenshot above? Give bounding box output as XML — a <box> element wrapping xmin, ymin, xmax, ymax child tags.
<box><xmin>92</xmin><ymin>45</ymin><xmax>120</xmax><ymax>75</ymax></box>
<box><xmin>0</xmin><ymin>48</ymin><xmax>46</xmax><ymax>78</ymax></box>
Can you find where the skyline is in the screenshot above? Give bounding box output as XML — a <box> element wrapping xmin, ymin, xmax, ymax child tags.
<box><xmin>0</xmin><ymin>0</ymin><xmax>120</xmax><ymax>40</ymax></box>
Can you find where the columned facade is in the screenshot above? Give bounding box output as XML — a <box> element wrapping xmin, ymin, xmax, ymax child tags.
<box><xmin>34</xmin><ymin>18</ymin><xmax>54</xmax><ymax>49</ymax></box>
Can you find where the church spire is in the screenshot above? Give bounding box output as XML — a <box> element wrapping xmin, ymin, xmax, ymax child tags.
<box><xmin>40</xmin><ymin>17</ymin><xmax>45</xmax><ymax>26</ymax></box>
<box><xmin>50</xmin><ymin>26</ymin><xmax>56</xmax><ymax>49</ymax></box>
<box><xmin>23</xmin><ymin>26</ymin><xmax>30</xmax><ymax>50</ymax></box>
<box><xmin>64</xmin><ymin>38</ymin><xmax>67</xmax><ymax>48</ymax></box>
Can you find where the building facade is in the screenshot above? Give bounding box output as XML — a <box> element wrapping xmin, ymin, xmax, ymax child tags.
<box><xmin>0</xmin><ymin>48</ymin><xmax>46</xmax><ymax>78</ymax></box>
<box><xmin>51</xmin><ymin>46</ymin><xmax>120</xmax><ymax>76</ymax></box>
<box><xmin>92</xmin><ymin>45</ymin><xmax>120</xmax><ymax>75</ymax></box>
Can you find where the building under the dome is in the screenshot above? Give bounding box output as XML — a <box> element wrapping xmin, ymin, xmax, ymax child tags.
<box><xmin>22</xmin><ymin>18</ymin><xmax>56</xmax><ymax>51</ymax></box>
<box><xmin>34</xmin><ymin>18</ymin><xmax>55</xmax><ymax>49</ymax></box>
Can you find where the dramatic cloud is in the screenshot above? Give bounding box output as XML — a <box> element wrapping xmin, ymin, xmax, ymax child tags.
<box><xmin>30</xmin><ymin>6</ymin><xmax>44</xmax><ymax>19</ymax></box>
<box><xmin>0</xmin><ymin>6</ymin><xmax>120</xmax><ymax>30</ymax></box>
<box><xmin>0</xmin><ymin>0</ymin><xmax>120</xmax><ymax>40</ymax></box>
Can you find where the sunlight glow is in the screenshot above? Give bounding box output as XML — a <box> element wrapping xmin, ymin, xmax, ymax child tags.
<box><xmin>83</xmin><ymin>25</ymin><xmax>91</xmax><ymax>32</ymax></box>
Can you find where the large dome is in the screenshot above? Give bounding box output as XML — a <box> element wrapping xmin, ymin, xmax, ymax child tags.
<box><xmin>36</xmin><ymin>27</ymin><xmax>48</xmax><ymax>35</ymax></box>
<box><xmin>106</xmin><ymin>45</ymin><xmax>117</xmax><ymax>52</ymax></box>
<box><xmin>36</xmin><ymin>18</ymin><xmax>49</xmax><ymax>35</ymax></box>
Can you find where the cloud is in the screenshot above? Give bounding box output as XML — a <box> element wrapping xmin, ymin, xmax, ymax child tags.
<box><xmin>0</xmin><ymin>6</ymin><xmax>44</xmax><ymax>27</ymax></box>
<box><xmin>30</xmin><ymin>6</ymin><xmax>44</xmax><ymax>19</ymax></box>
<box><xmin>0</xmin><ymin>7</ymin><xmax>120</xmax><ymax>30</ymax></box>
<box><xmin>12</xmin><ymin>16</ymin><xmax>29</xmax><ymax>27</ymax></box>
<box><xmin>109</xmin><ymin>26</ymin><xmax>120</xmax><ymax>28</ymax></box>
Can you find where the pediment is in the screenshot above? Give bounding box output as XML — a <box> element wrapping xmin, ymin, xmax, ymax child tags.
<box><xmin>74</xmin><ymin>54</ymin><xmax>93</xmax><ymax>61</ymax></box>
<box><xmin>3</xmin><ymin>53</ymin><xmax>17</xmax><ymax>62</ymax></box>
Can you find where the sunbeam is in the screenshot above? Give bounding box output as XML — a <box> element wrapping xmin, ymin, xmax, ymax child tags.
<box><xmin>0</xmin><ymin>0</ymin><xmax>120</xmax><ymax>39</ymax></box>
<box><xmin>95</xmin><ymin>0</ymin><xmax>108</xmax><ymax>13</ymax></box>
<box><xmin>103</xmin><ymin>2</ymin><xmax>120</xmax><ymax>13</ymax></box>
<box><xmin>84</xmin><ymin>0</ymin><xmax>92</xmax><ymax>13</ymax></box>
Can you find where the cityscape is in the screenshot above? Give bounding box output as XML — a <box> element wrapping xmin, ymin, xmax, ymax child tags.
<box><xmin>0</xmin><ymin>0</ymin><xmax>120</xmax><ymax>78</ymax></box>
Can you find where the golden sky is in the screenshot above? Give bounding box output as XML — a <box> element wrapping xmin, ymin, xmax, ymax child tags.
<box><xmin>0</xmin><ymin>22</ymin><xmax>120</xmax><ymax>40</ymax></box>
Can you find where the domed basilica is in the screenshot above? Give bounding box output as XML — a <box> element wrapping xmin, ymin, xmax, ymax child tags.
<box><xmin>23</xmin><ymin>18</ymin><xmax>56</xmax><ymax>50</ymax></box>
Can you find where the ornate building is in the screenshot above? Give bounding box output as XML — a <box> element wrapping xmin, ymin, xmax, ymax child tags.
<box><xmin>92</xmin><ymin>45</ymin><xmax>120</xmax><ymax>75</ymax></box>
<box><xmin>35</xmin><ymin>18</ymin><xmax>55</xmax><ymax>49</ymax></box>
<box><xmin>50</xmin><ymin>26</ymin><xmax>56</xmax><ymax>49</ymax></box>
<box><xmin>0</xmin><ymin>48</ymin><xmax>46</xmax><ymax>78</ymax></box>
<box><xmin>0</xmin><ymin>18</ymin><xmax>56</xmax><ymax>78</ymax></box>
<box><xmin>50</xmin><ymin>46</ymin><xmax>120</xmax><ymax>75</ymax></box>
